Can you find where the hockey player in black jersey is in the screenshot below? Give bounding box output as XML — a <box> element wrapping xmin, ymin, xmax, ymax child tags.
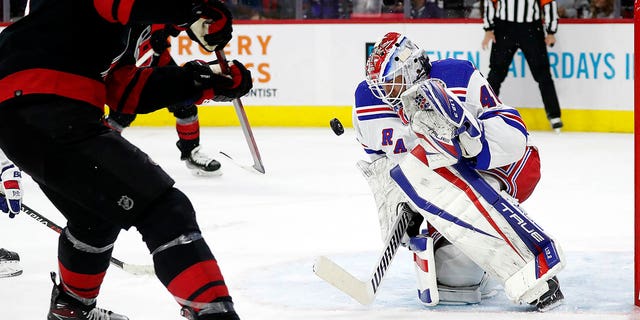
<box><xmin>0</xmin><ymin>1</ymin><xmax>251</xmax><ymax>319</ymax></box>
<box><xmin>105</xmin><ymin>24</ymin><xmax>222</xmax><ymax>177</ymax></box>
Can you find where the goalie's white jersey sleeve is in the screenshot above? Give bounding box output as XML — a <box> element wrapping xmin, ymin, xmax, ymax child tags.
<box><xmin>353</xmin><ymin>80</ymin><xmax>417</xmax><ymax>165</ymax></box>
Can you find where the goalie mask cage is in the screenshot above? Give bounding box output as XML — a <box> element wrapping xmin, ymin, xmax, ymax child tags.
<box><xmin>633</xmin><ymin>0</ymin><xmax>640</xmax><ymax>307</ymax></box>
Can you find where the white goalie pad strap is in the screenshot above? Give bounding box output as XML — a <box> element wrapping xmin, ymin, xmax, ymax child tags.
<box><xmin>436</xmin><ymin>273</ymin><xmax>495</xmax><ymax>305</ymax></box>
<box><xmin>357</xmin><ymin>159</ymin><xmax>407</xmax><ymax>240</ymax></box>
<box><xmin>438</xmin><ymin>284</ymin><xmax>481</xmax><ymax>305</ymax></box>
<box><xmin>389</xmin><ymin>152</ymin><xmax>566</xmax><ymax>304</ymax></box>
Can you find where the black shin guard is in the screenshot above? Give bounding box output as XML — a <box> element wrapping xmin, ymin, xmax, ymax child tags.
<box><xmin>134</xmin><ymin>188</ymin><xmax>232</xmax><ymax>309</ymax></box>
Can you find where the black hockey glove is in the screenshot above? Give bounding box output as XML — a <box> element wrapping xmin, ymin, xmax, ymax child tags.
<box><xmin>188</xmin><ymin>0</ymin><xmax>233</xmax><ymax>52</ymax></box>
<box><xmin>149</xmin><ymin>25</ymin><xmax>181</xmax><ymax>53</ymax></box>
<box><xmin>184</xmin><ymin>60</ymin><xmax>252</xmax><ymax>102</ymax></box>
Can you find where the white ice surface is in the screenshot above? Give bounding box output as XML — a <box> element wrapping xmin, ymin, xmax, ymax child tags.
<box><xmin>0</xmin><ymin>127</ymin><xmax>637</xmax><ymax>320</ymax></box>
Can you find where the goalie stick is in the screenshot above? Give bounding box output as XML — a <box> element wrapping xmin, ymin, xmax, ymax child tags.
<box><xmin>212</xmin><ymin>50</ymin><xmax>265</xmax><ymax>174</ymax></box>
<box><xmin>20</xmin><ymin>203</ymin><xmax>155</xmax><ymax>276</ymax></box>
<box><xmin>313</xmin><ymin>203</ymin><xmax>413</xmax><ymax>305</ymax></box>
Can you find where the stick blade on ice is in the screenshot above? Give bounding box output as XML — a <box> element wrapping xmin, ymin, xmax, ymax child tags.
<box><xmin>313</xmin><ymin>256</ymin><xmax>375</xmax><ymax>305</ymax></box>
<box><xmin>121</xmin><ymin>263</ymin><xmax>155</xmax><ymax>276</ymax></box>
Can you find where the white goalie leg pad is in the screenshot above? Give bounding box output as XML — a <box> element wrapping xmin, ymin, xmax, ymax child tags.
<box><xmin>357</xmin><ymin>158</ymin><xmax>407</xmax><ymax>241</ymax></box>
<box><xmin>407</xmin><ymin>232</ymin><xmax>439</xmax><ymax>306</ymax></box>
<box><xmin>389</xmin><ymin>151</ymin><xmax>566</xmax><ymax>304</ymax></box>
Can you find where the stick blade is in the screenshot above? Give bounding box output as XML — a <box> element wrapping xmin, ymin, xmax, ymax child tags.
<box><xmin>218</xmin><ymin>151</ymin><xmax>265</xmax><ymax>175</ymax></box>
<box><xmin>252</xmin><ymin>162</ymin><xmax>266</xmax><ymax>174</ymax></box>
<box><xmin>121</xmin><ymin>263</ymin><xmax>155</xmax><ymax>276</ymax></box>
<box><xmin>313</xmin><ymin>256</ymin><xmax>375</xmax><ymax>305</ymax></box>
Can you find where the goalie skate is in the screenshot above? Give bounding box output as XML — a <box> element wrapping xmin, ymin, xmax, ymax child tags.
<box><xmin>530</xmin><ymin>276</ymin><xmax>564</xmax><ymax>312</ymax></box>
<box><xmin>182</xmin><ymin>146</ymin><xmax>222</xmax><ymax>177</ymax></box>
<box><xmin>0</xmin><ymin>248</ymin><xmax>22</xmax><ymax>278</ymax></box>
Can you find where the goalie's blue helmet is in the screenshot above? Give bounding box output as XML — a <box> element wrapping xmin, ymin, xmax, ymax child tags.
<box><xmin>365</xmin><ymin>32</ymin><xmax>431</xmax><ymax>112</ymax></box>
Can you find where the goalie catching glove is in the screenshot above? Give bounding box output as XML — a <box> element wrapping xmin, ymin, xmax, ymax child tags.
<box><xmin>400</xmin><ymin>79</ymin><xmax>484</xmax><ymax>160</ymax></box>
<box><xmin>188</xmin><ymin>0</ymin><xmax>233</xmax><ymax>52</ymax></box>
<box><xmin>184</xmin><ymin>59</ymin><xmax>253</xmax><ymax>103</ymax></box>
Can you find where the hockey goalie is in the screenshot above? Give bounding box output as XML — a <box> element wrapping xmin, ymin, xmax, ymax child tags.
<box><xmin>353</xmin><ymin>32</ymin><xmax>565</xmax><ymax>311</ymax></box>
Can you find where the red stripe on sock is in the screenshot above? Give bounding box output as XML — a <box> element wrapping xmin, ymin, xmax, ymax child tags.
<box><xmin>176</xmin><ymin>120</ymin><xmax>200</xmax><ymax>140</ymax></box>
<box><xmin>58</xmin><ymin>262</ymin><xmax>106</xmax><ymax>299</ymax></box>
<box><xmin>167</xmin><ymin>260</ymin><xmax>230</xmax><ymax>307</ymax></box>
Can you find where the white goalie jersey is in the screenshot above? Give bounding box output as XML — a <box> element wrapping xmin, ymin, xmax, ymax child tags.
<box><xmin>354</xmin><ymin>58</ymin><xmax>541</xmax><ymax>203</ymax></box>
<box><xmin>355</xmin><ymin>58</ymin><xmax>525</xmax><ymax>169</ymax></box>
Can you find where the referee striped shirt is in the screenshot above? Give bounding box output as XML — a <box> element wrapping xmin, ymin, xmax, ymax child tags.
<box><xmin>483</xmin><ymin>0</ymin><xmax>559</xmax><ymax>34</ymax></box>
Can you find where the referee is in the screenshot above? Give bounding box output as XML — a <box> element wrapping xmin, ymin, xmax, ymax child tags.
<box><xmin>482</xmin><ymin>0</ymin><xmax>563</xmax><ymax>131</ymax></box>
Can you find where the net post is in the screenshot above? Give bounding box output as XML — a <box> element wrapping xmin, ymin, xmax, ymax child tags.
<box><xmin>634</xmin><ymin>0</ymin><xmax>640</xmax><ymax>308</ymax></box>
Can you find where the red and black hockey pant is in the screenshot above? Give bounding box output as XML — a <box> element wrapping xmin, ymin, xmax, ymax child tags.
<box><xmin>0</xmin><ymin>96</ymin><xmax>231</xmax><ymax>310</ymax></box>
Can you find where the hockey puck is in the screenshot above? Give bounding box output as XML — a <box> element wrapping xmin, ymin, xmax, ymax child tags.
<box><xmin>330</xmin><ymin>118</ymin><xmax>344</xmax><ymax>136</ymax></box>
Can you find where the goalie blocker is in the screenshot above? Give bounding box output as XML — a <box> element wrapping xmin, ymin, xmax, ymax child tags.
<box><xmin>390</xmin><ymin>148</ymin><xmax>565</xmax><ymax>305</ymax></box>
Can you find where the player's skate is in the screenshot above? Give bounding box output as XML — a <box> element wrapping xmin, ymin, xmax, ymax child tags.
<box><xmin>181</xmin><ymin>145</ymin><xmax>222</xmax><ymax>177</ymax></box>
<box><xmin>47</xmin><ymin>272</ymin><xmax>129</xmax><ymax>320</ymax></box>
<box><xmin>0</xmin><ymin>248</ymin><xmax>22</xmax><ymax>278</ymax></box>
<box><xmin>530</xmin><ymin>276</ymin><xmax>564</xmax><ymax>312</ymax></box>
<box><xmin>180</xmin><ymin>302</ymin><xmax>240</xmax><ymax>320</ymax></box>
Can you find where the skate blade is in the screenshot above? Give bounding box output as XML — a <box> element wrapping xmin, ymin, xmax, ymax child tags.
<box><xmin>537</xmin><ymin>299</ymin><xmax>563</xmax><ymax>312</ymax></box>
<box><xmin>481</xmin><ymin>289</ymin><xmax>499</xmax><ymax>300</ymax></box>
<box><xmin>190</xmin><ymin>168</ymin><xmax>223</xmax><ymax>177</ymax></box>
<box><xmin>0</xmin><ymin>261</ymin><xmax>23</xmax><ymax>278</ymax></box>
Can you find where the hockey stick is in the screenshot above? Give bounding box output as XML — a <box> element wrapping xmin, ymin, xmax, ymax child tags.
<box><xmin>136</xmin><ymin>46</ymin><xmax>265</xmax><ymax>174</ymax></box>
<box><xmin>313</xmin><ymin>204</ymin><xmax>413</xmax><ymax>305</ymax></box>
<box><xmin>19</xmin><ymin>203</ymin><xmax>155</xmax><ymax>276</ymax></box>
<box><xmin>213</xmin><ymin>50</ymin><xmax>265</xmax><ymax>174</ymax></box>
<box><xmin>218</xmin><ymin>151</ymin><xmax>264</xmax><ymax>174</ymax></box>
